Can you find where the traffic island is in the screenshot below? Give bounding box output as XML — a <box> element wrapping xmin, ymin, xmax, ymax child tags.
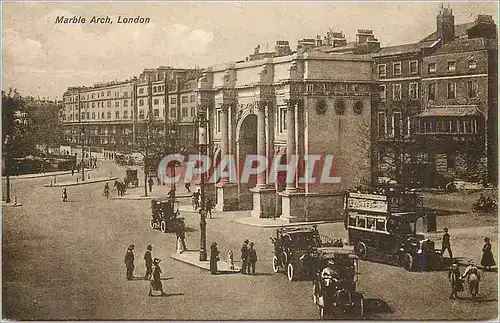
<box><xmin>170</xmin><ymin>250</ymin><xmax>240</xmax><ymax>273</ymax></box>
<box><xmin>4</xmin><ymin>168</ymin><xmax>92</xmax><ymax>180</ymax></box>
<box><xmin>43</xmin><ymin>176</ymin><xmax>118</xmax><ymax>187</ymax></box>
<box><xmin>234</xmin><ymin>216</ymin><xmax>332</xmax><ymax>228</ymax></box>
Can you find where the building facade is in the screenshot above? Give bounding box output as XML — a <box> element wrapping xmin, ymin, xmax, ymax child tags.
<box><xmin>198</xmin><ymin>51</ymin><xmax>378</xmax><ymax>222</ymax></box>
<box><xmin>61</xmin><ymin>67</ymin><xmax>201</xmax><ymax>155</ymax></box>
<box><xmin>417</xmin><ymin>12</ymin><xmax>498</xmax><ymax>186</ymax></box>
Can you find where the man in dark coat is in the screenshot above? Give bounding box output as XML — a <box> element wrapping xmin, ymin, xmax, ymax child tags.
<box><xmin>247</xmin><ymin>242</ymin><xmax>257</xmax><ymax>275</ymax></box>
<box><xmin>144</xmin><ymin>245</ymin><xmax>153</xmax><ymax>280</ymax></box>
<box><xmin>441</xmin><ymin>228</ymin><xmax>453</xmax><ymax>259</ymax></box>
<box><xmin>148</xmin><ymin>177</ymin><xmax>154</xmax><ymax>193</ymax></box>
<box><xmin>206</xmin><ymin>196</ymin><xmax>214</xmax><ymax>219</ymax></box>
<box><xmin>125</xmin><ymin>244</ymin><xmax>135</xmax><ymax>280</ymax></box>
<box><xmin>241</xmin><ymin>239</ymin><xmax>249</xmax><ymax>274</ymax></box>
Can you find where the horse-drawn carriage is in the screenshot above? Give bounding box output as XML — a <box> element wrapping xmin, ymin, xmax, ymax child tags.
<box><xmin>150</xmin><ymin>198</ymin><xmax>185</xmax><ymax>233</ymax></box>
<box><xmin>312</xmin><ymin>247</ymin><xmax>364</xmax><ymax>319</ymax></box>
<box><xmin>270</xmin><ymin>227</ymin><xmax>338</xmax><ymax>282</ymax></box>
<box><xmin>124</xmin><ymin>169</ymin><xmax>139</xmax><ymax>188</ymax></box>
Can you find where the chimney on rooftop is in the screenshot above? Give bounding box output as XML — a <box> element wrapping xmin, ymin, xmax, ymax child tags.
<box><xmin>437</xmin><ymin>3</ymin><xmax>455</xmax><ymax>44</ymax></box>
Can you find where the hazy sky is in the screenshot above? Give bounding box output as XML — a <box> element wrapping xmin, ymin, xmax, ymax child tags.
<box><xmin>2</xmin><ymin>1</ymin><xmax>498</xmax><ymax>99</ymax></box>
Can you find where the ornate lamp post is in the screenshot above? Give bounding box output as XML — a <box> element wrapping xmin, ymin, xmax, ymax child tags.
<box><xmin>197</xmin><ymin>109</ymin><xmax>208</xmax><ymax>261</ymax></box>
<box><xmin>4</xmin><ymin>135</ymin><xmax>11</xmax><ymax>203</ymax></box>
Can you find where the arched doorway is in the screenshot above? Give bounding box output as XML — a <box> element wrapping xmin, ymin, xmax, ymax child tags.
<box><xmin>237</xmin><ymin>114</ymin><xmax>257</xmax><ymax>210</ymax></box>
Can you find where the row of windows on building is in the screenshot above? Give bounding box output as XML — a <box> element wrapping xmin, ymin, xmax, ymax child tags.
<box><xmin>65</xmin><ymin>90</ymin><xmax>133</xmax><ymax>102</ymax></box>
<box><xmin>380</xmin><ymin>79</ymin><xmax>479</xmax><ymax>101</ymax></box>
<box><xmin>377</xmin><ymin>59</ymin><xmax>477</xmax><ymax>77</ymax></box>
<box><xmin>64</xmin><ymin>105</ymin><xmax>198</xmax><ymax>121</ymax></box>
<box><xmin>378</xmin><ymin>112</ymin><xmax>479</xmax><ymax>138</ymax></box>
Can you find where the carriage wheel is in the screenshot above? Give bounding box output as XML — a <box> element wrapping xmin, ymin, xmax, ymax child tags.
<box><xmin>272</xmin><ymin>256</ymin><xmax>280</xmax><ymax>273</ymax></box>
<box><xmin>287</xmin><ymin>263</ymin><xmax>296</xmax><ymax>282</ymax></box>
<box><xmin>150</xmin><ymin>219</ymin><xmax>154</xmax><ymax>229</ymax></box>
<box><xmin>160</xmin><ymin>221</ymin><xmax>167</xmax><ymax>233</ymax></box>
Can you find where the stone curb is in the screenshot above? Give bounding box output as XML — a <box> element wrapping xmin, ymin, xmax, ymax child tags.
<box><xmin>2</xmin><ymin>201</ymin><xmax>23</xmax><ymax>207</ymax></box>
<box><xmin>169</xmin><ymin>251</ymin><xmax>240</xmax><ymax>273</ymax></box>
<box><xmin>4</xmin><ymin>169</ymin><xmax>92</xmax><ymax>180</ymax></box>
<box><xmin>233</xmin><ymin>217</ymin><xmax>335</xmax><ymax>228</ymax></box>
<box><xmin>110</xmin><ymin>194</ymin><xmax>193</xmax><ymax>201</ymax></box>
<box><xmin>43</xmin><ymin>177</ymin><xmax>118</xmax><ymax>187</ymax></box>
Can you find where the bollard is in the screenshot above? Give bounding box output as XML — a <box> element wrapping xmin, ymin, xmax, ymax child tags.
<box><xmin>54</xmin><ymin>176</ymin><xmax>57</xmax><ymax>184</ymax></box>
<box><xmin>227</xmin><ymin>250</ymin><xmax>234</xmax><ymax>269</ymax></box>
<box><xmin>88</xmin><ymin>174</ymin><xmax>90</xmax><ymax>180</ymax></box>
<box><xmin>50</xmin><ymin>180</ymin><xmax>53</xmax><ymax>187</ymax></box>
<box><xmin>176</xmin><ymin>237</ymin><xmax>184</xmax><ymax>254</ymax></box>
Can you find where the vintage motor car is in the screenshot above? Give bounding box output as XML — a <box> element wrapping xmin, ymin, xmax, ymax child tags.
<box><xmin>150</xmin><ymin>198</ymin><xmax>185</xmax><ymax>233</ymax></box>
<box><xmin>270</xmin><ymin>227</ymin><xmax>337</xmax><ymax>281</ymax></box>
<box><xmin>124</xmin><ymin>169</ymin><xmax>139</xmax><ymax>188</ymax></box>
<box><xmin>312</xmin><ymin>247</ymin><xmax>364</xmax><ymax>319</ymax></box>
<box><xmin>344</xmin><ymin>190</ymin><xmax>443</xmax><ymax>271</ymax></box>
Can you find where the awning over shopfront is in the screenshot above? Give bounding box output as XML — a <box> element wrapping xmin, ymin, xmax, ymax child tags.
<box><xmin>417</xmin><ymin>106</ymin><xmax>483</xmax><ymax>118</ymax></box>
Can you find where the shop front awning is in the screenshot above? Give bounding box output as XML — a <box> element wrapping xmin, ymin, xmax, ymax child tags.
<box><xmin>417</xmin><ymin>106</ymin><xmax>483</xmax><ymax>118</ymax></box>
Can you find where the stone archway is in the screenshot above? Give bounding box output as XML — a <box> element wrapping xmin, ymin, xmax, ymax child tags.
<box><xmin>236</xmin><ymin>113</ymin><xmax>257</xmax><ymax>210</ymax></box>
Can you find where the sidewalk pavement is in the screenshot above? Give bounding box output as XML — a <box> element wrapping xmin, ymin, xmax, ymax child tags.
<box><xmin>43</xmin><ymin>176</ymin><xmax>118</xmax><ymax>187</ymax></box>
<box><xmin>110</xmin><ymin>192</ymin><xmax>192</xmax><ymax>200</ymax></box>
<box><xmin>169</xmin><ymin>250</ymin><xmax>241</xmax><ymax>274</ymax></box>
<box><xmin>234</xmin><ymin>216</ymin><xmax>334</xmax><ymax>228</ymax></box>
<box><xmin>3</xmin><ymin>169</ymin><xmax>92</xmax><ymax>180</ymax></box>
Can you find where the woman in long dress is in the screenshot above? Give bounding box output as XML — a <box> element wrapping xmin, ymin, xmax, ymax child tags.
<box><xmin>481</xmin><ymin>237</ymin><xmax>495</xmax><ymax>271</ymax></box>
<box><xmin>149</xmin><ymin>258</ymin><xmax>165</xmax><ymax>296</ymax></box>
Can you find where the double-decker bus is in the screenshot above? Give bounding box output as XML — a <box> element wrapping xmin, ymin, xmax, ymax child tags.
<box><xmin>343</xmin><ymin>190</ymin><xmax>443</xmax><ymax>271</ymax></box>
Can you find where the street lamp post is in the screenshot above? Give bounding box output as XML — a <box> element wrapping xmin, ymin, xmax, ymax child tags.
<box><xmin>80</xmin><ymin>127</ymin><xmax>85</xmax><ymax>181</ymax></box>
<box><xmin>4</xmin><ymin>135</ymin><xmax>11</xmax><ymax>203</ymax></box>
<box><xmin>169</xmin><ymin>122</ymin><xmax>178</xmax><ymax>203</ymax></box>
<box><xmin>197</xmin><ymin>109</ymin><xmax>208</xmax><ymax>261</ymax></box>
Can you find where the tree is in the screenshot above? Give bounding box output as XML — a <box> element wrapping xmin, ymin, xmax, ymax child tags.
<box><xmin>135</xmin><ymin>112</ymin><xmax>165</xmax><ymax>197</ymax></box>
<box><xmin>28</xmin><ymin>101</ymin><xmax>63</xmax><ymax>155</ymax></box>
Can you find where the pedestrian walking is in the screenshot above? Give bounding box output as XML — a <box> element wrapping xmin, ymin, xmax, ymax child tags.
<box><xmin>481</xmin><ymin>237</ymin><xmax>495</xmax><ymax>271</ymax></box>
<box><xmin>206</xmin><ymin>196</ymin><xmax>214</xmax><ymax>219</ymax></box>
<box><xmin>448</xmin><ymin>261</ymin><xmax>463</xmax><ymax>299</ymax></box>
<box><xmin>149</xmin><ymin>258</ymin><xmax>166</xmax><ymax>296</ymax></box>
<box><xmin>104</xmin><ymin>182</ymin><xmax>110</xmax><ymax>199</ymax></box>
<box><xmin>71</xmin><ymin>168</ymin><xmax>74</xmax><ymax>176</ymax></box>
<box><xmin>240</xmin><ymin>239</ymin><xmax>249</xmax><ymax>274</ymax></box>
<box><xmin>185</xmin><ymin>182</ymin><xmax>191</xmax><ymax>193</ymax></box>
<box><xmin>176</xmin><ymin>230</ymin><xmax>187</xmax><ymax>251</ymax></box>
<box><xmin>148</xmin><ymin>177</ymin><xmax>154</xmax><ymax>193</ymax></box>
<box><xmin>247</xmin><ymin>242</ymin><xmax>257</xmax><ymax>275</ymax></box>
<box><xmin>125</xmin><ymin>244</ymin><xmax>135</xmax><ymax>280</ymax></box>
<box><xmin>441</xmin><ymin>227</ymin><xmax>453</xmax><ymax>260</ymax></box>
<box><xmin>462</xmin><ymin>260</ymin><xmax>480</xmax><ymax>299</ymax></box>
<box><xmin>193</xmin><ymin>189</ymin><xmax>200</xmax><ymax>210</ymax></box>
<box><xmin>61</xmin><ymin>188</ymin><xmax>68</xmax><ymax>202</ymax></box>
<box><xmin>210</xmin><ymin>242</ymin><xmax>220</xmax><ymax>275</ymax></box>
<box><xmin>144</xmin><ymin>245</ymin><xmax>153</xmax><ymax>280</ymax></box>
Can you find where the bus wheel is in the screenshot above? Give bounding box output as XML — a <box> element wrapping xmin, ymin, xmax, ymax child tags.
<box><xmin>401</xmin><ymin>253</ymin><xmax>414</xmax><ymax>271</ymax></box>
<box><xmin>355</xmin><ymin>242</ymin><xmax>367</xmax><ymax>259</ymax></box>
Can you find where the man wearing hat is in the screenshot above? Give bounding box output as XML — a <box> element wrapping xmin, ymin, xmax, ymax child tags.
<box><xmin>441</xmin><ymin>228</ymin><xmax>453</xmax><ymax>260</ymax></box>
<box><xmin>448</xmin><ymin>260</ymin><xmax>463</xmax><ymax>299</ymax></box>
<box><xmin>462</xmin><ymin>260</ymin><xmax>480</xmax><ymax>299</ymax></box>
<box><xmin>247</xmin><ymin>242</ymin><xmax>257</xmax><ymax>275</ymax></box>
<box><xmin>125</xmin><ymin>245</ymin><xmax>135</xmax><ymax>280</ymax></box>
<box><xmin>240</xmin><ymin>239</ymin><xmax>249</xmax><ymax>274</ymax></box>
<box><xmin>144</xmin><ymin>245</ymin><xmax>153</xmax><ymax>280</ymax></box>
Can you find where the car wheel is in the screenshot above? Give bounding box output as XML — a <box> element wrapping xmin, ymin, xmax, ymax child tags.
<box><xmin>287</xmin><ymin>263</ymin><xmax>296</xmax><ymax>282</ymax></box>
<box><xmin>401</xmin><ymin>253</ymin><xmax>413</xmax><ymax>271</ymax></box>
<box><xmin>272</xmin><ymin>256</ymin><xmax>280</xmax><ymax>273</ymax></box>
<box><xmin>355</xmin><ymin>242</ymin><xmax>367</xmax><ymax>259</ymax></box>
<box><xmin>150</xmin><ymin>219</ymin><xmax>154</xmax><ymax>229</ymax></box>
<box><xmin>160</xmin><ymin>221</ymin><xmax>167</xmax><ymax>233</ymax></box>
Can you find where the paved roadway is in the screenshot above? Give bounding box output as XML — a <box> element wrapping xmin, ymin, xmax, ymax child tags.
<box><xmin>2</xmin><ymin>161</ymin><xmax>498</xmax><ymax>320</ymax></box>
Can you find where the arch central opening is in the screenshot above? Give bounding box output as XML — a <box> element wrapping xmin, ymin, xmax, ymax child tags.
<box><xmin>237</xmin><ymin>114</ymin><xmax>258</xmax><ymax>210</ymax></box>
